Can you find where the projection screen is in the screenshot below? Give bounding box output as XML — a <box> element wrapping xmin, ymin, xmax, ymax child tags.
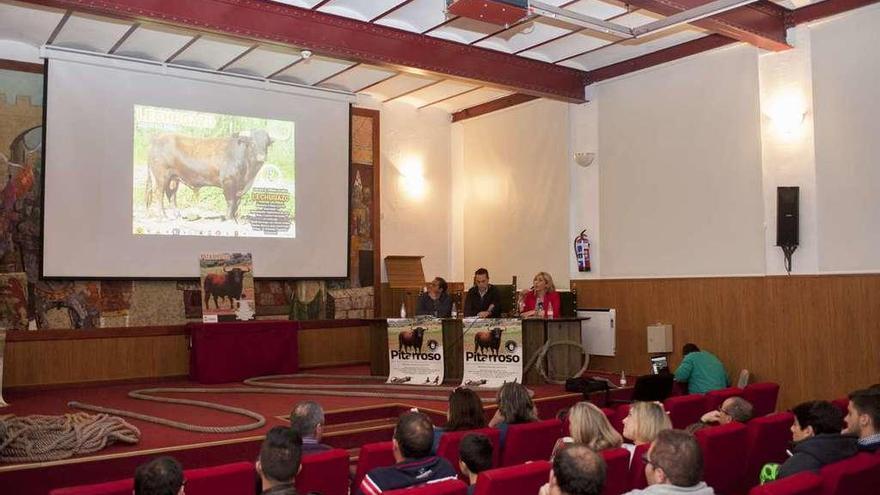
<box><xmin>43</xmin><ymin>49</ymin><xmax>353</xmax><ymax>278</ymax></box>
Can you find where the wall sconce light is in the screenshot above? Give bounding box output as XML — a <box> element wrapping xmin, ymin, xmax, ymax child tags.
<box><xmin>399</xmin><ymin>156</ymin><xmax>426</xmax><ymax>199</ymax></box>
<box><xmin>766</xmin><ymin>94</ymin><xmax>807</xmax><ymax>136</ymax></box>
<box><xmin>574</xmin><ymin>152</ymin><xmax>596</xmax><ymax>167</ymax></box>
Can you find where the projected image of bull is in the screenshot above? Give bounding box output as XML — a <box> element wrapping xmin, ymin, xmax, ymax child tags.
<box><xmin>132</xmin><ymin>105</ymin><xmax>295</xmax><ymax>238</ymax></box>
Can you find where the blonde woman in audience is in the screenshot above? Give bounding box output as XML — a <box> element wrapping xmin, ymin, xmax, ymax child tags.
<box><xmin>622</xmin><ymin>402</ymin><xmax>672</xmax><ymax>460</ymax></box>
<box><xmin>553</xmin><ymin>402</ymin><xmax>623</xmax><ymax>458</ymax></box>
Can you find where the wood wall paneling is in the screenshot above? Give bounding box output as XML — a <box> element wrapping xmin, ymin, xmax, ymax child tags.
<box><xmin>573</xmin><ymin>275</ymin><xmax>880</xmax><ymax>409</ymax></box>
<box><xmin>297</xmin><ymin>325</ymin><xmax>370</xmax><ymax>368</ymax></box>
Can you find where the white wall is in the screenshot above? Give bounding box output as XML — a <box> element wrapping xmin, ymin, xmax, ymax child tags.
<box><xmin>569</xmin><ymin>88</ymin><xmax>601</xmax><ymax>280</ymax></box>
<box><xmin>358</xmin><ymin>98</ymin><xmax>454</xmax><ymax>281</ymax></box>
<box><xmin>457</xmin><ymin>99</ymin><xmax>571</xmax><ymax>289</ymax></box>
<box><xmin>594</xmin><ymin>44</ymin><xmax>766</xmax><ymax>278</ymax></box>
<box><xmin>0</xmin><ymin>40</ymin><xmax>41</xmax><ymax>64</ymax></box>
<box><xmin>810</xmin><ymin>3</ymin><xmax>880</xmax><ymax>272</ymax></box>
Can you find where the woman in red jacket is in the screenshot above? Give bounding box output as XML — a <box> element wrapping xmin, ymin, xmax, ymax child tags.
<box><xmin>520</xmin><ymin>271</ymin><xmax>560</xmax><ymax>318</ymax></box>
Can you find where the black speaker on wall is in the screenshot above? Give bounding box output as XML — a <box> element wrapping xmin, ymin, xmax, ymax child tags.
<box><xmin>777</xmin><ymin>186</ymin><xmax>799</xmax><ymax>247</ymax></box>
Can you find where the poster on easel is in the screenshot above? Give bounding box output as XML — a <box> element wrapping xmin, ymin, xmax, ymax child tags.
<box><xmin>199</xmin><ymin>252</ymin><xmax>255</xmax><ymax>322</ymax></box>
<box><xmin>386</xmin><ymin>317</ymin><xmax>444</xmax><ymax>386</ymax></box>
<box><xmin>461</xmin><ymin>318</ymin><xmax>523</xmax><ymax>388</ymax></box>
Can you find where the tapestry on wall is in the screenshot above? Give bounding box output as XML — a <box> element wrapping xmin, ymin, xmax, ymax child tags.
<box><xmin>0</xmin><ymin>61</ymin><xmax>379</xmax><ymax>328</ymax></box>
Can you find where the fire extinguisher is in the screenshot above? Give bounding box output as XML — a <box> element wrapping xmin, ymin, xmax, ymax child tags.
<box><xmin>574</xmin><ymin>229</ymin><xmax>591</xmax><ymax>272</ymax></box>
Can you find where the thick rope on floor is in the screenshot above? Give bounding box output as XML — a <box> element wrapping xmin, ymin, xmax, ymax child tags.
<box><xmin>0</xmin><ymin>412</ymin><xmax>140</xmax><ymax>463</ymax></box>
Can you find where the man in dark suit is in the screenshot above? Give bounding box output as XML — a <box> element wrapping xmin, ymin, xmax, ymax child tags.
<box><xmin>464</xmin><ymin>268</ymin><xmax>501</xmax><ymax>318</ymax></box>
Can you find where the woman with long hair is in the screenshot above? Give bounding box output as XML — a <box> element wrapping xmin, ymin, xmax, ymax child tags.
<box><xmin>520</xmin><ymin>272</ymin><xmax>561</xmax><ymax>318</ymax></box>
<box><xmin>432</xmin><ymin>387</ymin><xmax>488</xmax><ymax>453</ymax></box>
<box><xmin>569</xmin><ymin>402</ymin><xmax>623</xmax><ymax>451</ymax></box>
<box><xmin>489</xmin><ymin>382</ymin><xmax>538</xmax><ymax>446</ymax></box>
<box><xmin>621</xmin><ymin>401</ymin><xmax>672</xmax><ymax>459</ymax></box>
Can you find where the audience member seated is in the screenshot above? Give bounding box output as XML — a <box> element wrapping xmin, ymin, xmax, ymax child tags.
<box><xmin>257</xmin><ymin>427</ymin><xmax>303</xmax><ymax>495</ymax></box>
<box><xmin>554</xmin><ymin>402</ymin><xmax>623</xmax><ymax>457</ymax></box>
<box><xmin>356</xmin><ymin>411</ymin><xmax>457</xmax><ymax>495</ymax></box>
<box><xmin>459</xmin><ymin>433</ymin><xmax>493</xmax><ymax>495</ymax></box>
<box><xmin>673</xmin><ymin>344</ymin><xmax>729</xmax><ymax>394</ymax></box>
<box><xmin>622</xmin><ymin>402</ymin><xmax>673</xmax><ymax>461</ymax></box>
<box><xmin>489</xmin><ymin>382</ymin><xmax>538</xmax><ymax>446</ymax></box>
<box><xmin>776</xmin><ymin>401</ymin><xmax>857</xmax><ymax>480</ymax></box>
<box><xmin>539</xmin><ymin>444</ymin><xmax>607</xmax><ymax>495</ymax></box>
<box><xmin>433</xmin><ymin>387</ymin><xmax>488</xmax><ymax>453</ymax></box>
<box><xmin>464</xmin><ymin>268</ymin><xmax>501</xmax><ymax>318</ymax></box>
<box><xmin>520</xmin><ymin>272</ymin><xmax>561</xmax><ymax>319</ymax></box>
<box><xmin>290</xmin><ymin>400</ymin><xmax>332</xmax><ymax>455</ymax></box>
<box><xmin>624</xmin><ymin>430</ymin><xmax>715</xmax><ymax>494</ymax></box>
<box><xmin>698</xmin><ymin>397</ymin><xmax>754</xmax><ymax>426</ymax></box>
<box><xmin>843</xmin><ymin>387</ymin><xmax>880</xmax><ymax>453</ymax></box>
<box><xmin>416</xmin><ymin>277</ymin><xmax>453</xmax><ymax>318</ymax></box>
<box><xmin>134</xmin><ymin>456</ymin><xmax>185</xmax><ymax>495</ymax></box>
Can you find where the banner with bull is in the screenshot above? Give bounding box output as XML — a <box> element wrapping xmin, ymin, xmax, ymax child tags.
<box><xmin>461</xmin><ymin>318</ymin><xmax>523</xmax><ymax>388</ymax></box>
<box><xmin>199</xmin><ymin>252</ymin><xmax>255</xmax><ymax>322</ymax></box>
<box><xmin>386</xmin><ymin>317</ymin><xmax>444</xmax><ymax>386</ymax></box>
<box><xmin>132</xmin><ymin>105</ymin><xmax>296</xmax><ymax>238</ymax></box>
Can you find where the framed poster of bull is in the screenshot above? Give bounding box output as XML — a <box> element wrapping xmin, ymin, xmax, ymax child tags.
<box><xmin>199</xmin><ymin>252</ymin><xmax>255</xmax><ymax>322</ymax></box>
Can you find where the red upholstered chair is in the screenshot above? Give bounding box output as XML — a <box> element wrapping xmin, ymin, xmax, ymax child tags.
<box><xmin>562</xmin><ymin>417</ymin><xmax>570</xmax><ymax>436</ymax></box>
<box><xmin>663</xmin><ymin>394</ymin><xmax>709</xmax><ymax>429</ymax></box>
<box><xmin>297</xmin><ymin>449</ymin><xmax>351</xmax><ymax>495</ymax></box>
<box><xmin>612</xmin><ymin>404</ymin><xmax>631</xmax><ymax>436</ymax></box>
<box><xmin>50</xmin><ymin>462</ymin><xmax>255</xmax><ymax>495</ymax></box>
<box><xmin>744</xmin><ymin>412</ymin><xmax>795</xmax><ymax>491</ymax></box>
<box><xmin>746</xmin><ymin>472</ymin><xmax>822</xmax><ymax>495</ymax></box>
<box><xmin>601</xmin><ymin>407</ymin><xmax>615</xmax><ymax>422</ymax></box>
<box><xmin>705</xmin><ymin>387</ymin><xmax>745</xmax><ymax>412</ymax></box>
<box><xmin>627</xmin><ymin>443</ymin><xmax>649</xmax><ymax>491</ymax></box>
<box><xmin>385</xmin><ymin>479</ymin><xmax>468</xmax><ymax>495</ymax></box>
<box><xmin>600</xmin><ymin>447</ymin><xmax>631</xmax><ymax>495</ymax></box>
<box><xmin>830</xmin><ymin>398</ymin><xmax>849</xmax><ymax>415</ymax></box>
<box><xmin>742</xmin><ymin>383</ymin><xmax>780</xmax><ymax>417</ymax></box>
<box><xmin>436</xmin><ymin>428</ymin><xmax>502</xmax><ymax>477</ymax></box>
<box><xmin>472</xmin><ymin>460</ymin><xmax>551</xmax><ymax>495</ymax></box>
<box><xmin>695</xmin><ymin>422</ymin><xmax>749</xmax><ymax>495</ymax></box>
<box><xmin>818</xmin><ymin>453</ymin><xmax>880</xmax><ymax>495</ymax></box>
<box><xmin>353</xmin><ymin>441</ymin><xmax>396</xmax><ymax>490</ymax></box>
<box><xmin>500</xmin><ymin>419</ymin><xmax>562</xmax><ymax>467</ymax></box>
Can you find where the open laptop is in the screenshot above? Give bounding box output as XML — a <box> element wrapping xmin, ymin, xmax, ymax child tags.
<box><xmin>650</xmin><ymin>355</ymin><xmax>669</xmax><ymax>375</ymax></box>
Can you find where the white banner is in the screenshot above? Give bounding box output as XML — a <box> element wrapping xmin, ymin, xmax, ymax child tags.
<box><xmin>387</xmin><ymin>318</ymin><xmax>444</xmax><ymax>386</ymax></box>
<box><xmin>461</xmin><ymin>318</ymin><xmax>523</xmax><ymax>388</ymax></box>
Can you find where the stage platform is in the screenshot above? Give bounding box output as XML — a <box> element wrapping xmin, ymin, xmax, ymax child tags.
<box><xmin>0</xmin><ymin>365</ymin><xmax>622</xmax><ymax>494</ymax></box>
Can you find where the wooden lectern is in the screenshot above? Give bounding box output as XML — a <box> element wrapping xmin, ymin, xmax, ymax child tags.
<box><xmin>383</xmin><ymin>255</ymin><xmax>425</xmax><ymax>317</ymax></box>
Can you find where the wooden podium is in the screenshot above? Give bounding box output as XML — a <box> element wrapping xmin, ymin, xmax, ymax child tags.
<box><xmin>370</xmin><ymin>317</ymin><xmax>588</xmax><ymax>385</ymax></box>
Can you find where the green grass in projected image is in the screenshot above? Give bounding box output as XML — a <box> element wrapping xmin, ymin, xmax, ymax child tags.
<box><xmin>132</xmin><ymin>105</ymin><xmax>296</xmax><ymax>238</ymax></box>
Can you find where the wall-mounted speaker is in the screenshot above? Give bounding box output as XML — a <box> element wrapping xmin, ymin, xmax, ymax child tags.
<box><xmin>777</xmin><ymin>186</ymin><xmax>799</xmax><ymax>247</ymax></box>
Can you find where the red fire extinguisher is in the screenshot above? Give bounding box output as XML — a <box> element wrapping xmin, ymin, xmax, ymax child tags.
<box><xmin>574</xmin><ymin>229</ymin><xmax>591</xmax><ymax>272</ymax></box>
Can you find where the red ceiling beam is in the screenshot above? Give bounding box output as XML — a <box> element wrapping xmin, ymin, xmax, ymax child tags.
<box><xmin>20</xmin><ymin>0</ymin><xmax>588</xmax><ymax>102</ymax></box>
<box><xmin>451</xmin><ymin>94</ymin><xmax>539</xmax><ymax>123</ymax></box>
<box><xmin>788</xmin><ymin>0</ymin><xmax>880</xmax><ymax>25</ymax></box>
<box><xmin>585</xmin><ymin>34</ymin><xmax>737</xmax><ymax>84</ymax></box>
<box><xmin>623</xmin><ymin>0</ymin><xmax>790</xmax><ymax>51</ymax></box>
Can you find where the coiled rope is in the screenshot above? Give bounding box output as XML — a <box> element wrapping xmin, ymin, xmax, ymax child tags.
<box><xmin>0</xmin><ymin>412</ymin><xmax>140</xmax><ymax>463</ymax></box>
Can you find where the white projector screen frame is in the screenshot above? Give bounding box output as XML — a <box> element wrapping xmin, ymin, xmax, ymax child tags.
<box><xmin>42</xmin><ymin>49</ymin><xmax>354</xmax><ymax>279</ymax></box>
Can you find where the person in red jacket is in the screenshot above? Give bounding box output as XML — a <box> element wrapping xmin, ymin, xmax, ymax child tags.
<box><xmin>521</xmin><ymin>271</ymin><xmax>561</xmax><ymax>318</ymax></box>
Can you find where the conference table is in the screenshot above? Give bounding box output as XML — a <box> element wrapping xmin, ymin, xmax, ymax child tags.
<box><xmin>369</xmin><ymin>317</ymin><xmax>588</xmax><ymax>385</ymax></box>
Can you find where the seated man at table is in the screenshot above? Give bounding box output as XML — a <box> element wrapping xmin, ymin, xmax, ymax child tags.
<box><xmin>673</xmin><ymin>343</ymin><xmax>729</xmax><ymax>394</ymax></box>
<box><xmin>464</xmin><ymin>268</ymin><xmax>501</xmax><ymax>318</ymax></box>
<box><xmin>356</xmin><ymin>411</ymin><xmax>457</xmax><ymax>495</ymax></box>
<box><xmin>290</xmin><ymin>400</ymin><xmax>332</xmax><ymax>455</ymax></box>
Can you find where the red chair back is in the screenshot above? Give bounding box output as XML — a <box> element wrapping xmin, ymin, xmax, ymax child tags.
<box><xmin>818</xmin><ymin>453</ymin><xmax>880</xmax><ymax>495</ymax></box>
<box><xmin>436</xmin><ymin>428</ymin><xmax>502</xmax><ymax>477</ymax></box>
<box><xmin>663</xmin><ymin>394</ymin><xmax>709</xmax><ymax>429</ymax></box>
<box><xmin>627</xmin><ymin>443</ymin><xmax>649</xmax><ymax>491</ymax></box>
<box><xmin>50</xmin><ymin>462</ymin><xmax>255</xmax><ymax>495</ymax></box>
<box><xmin>353</xmin><ymin>441</ymin><xmax>396</xmax><ymax>490</ymax></box>
<box><xmin>830</xmin><ymin>398</ymin><xmax>849</xmax><ymax>415</ymax></box>
<box><xmin>297</xmin><ymin>449</ymin><xmax>351</xmax><ymax>495</ymax></box>
<box><xmin>695</xmin><ymin>422</ymin><xmax>749</xmax><ymax>494</ymax></box>
<box><xmin>705</xmin><ymin>387</ymin><xmax>745</xmax><ymax>412</ymax></box>
<box><xmin>612</xmin><ymin>404</ymin><xmax>631</xmax><ymax>436</ymax></box>
<box><xmin>743</xmin><ymin>382</ymin><xmax>780</xmax><ymax>417</ymax></box>
<box><xmin>747</xmin><ymin>472</ymin><xmax>822</xmax><ymax>495</ymax></box>
<box><xmin>473</xmin><ymin>461</ymin><xmax>551</xmax><ymax>495</ymax></box>
<box><xmin>744</xmin><ymin>412</ymin><xmax>795</xmax><ymax>490</ymax></box>
<box><xmin>600</xmin><ymin>447</ymin><xmax>630</xmax><ymax>495</ymax></box>
<box><xmin>500</xmin><ymin>419</ymin><xmax>562</xmax><ymax>467</ymax></box>
<box><xmin>384</xmin><ymin>479</ymin><xmax>468</xmax><ymax>495</ymax></box>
